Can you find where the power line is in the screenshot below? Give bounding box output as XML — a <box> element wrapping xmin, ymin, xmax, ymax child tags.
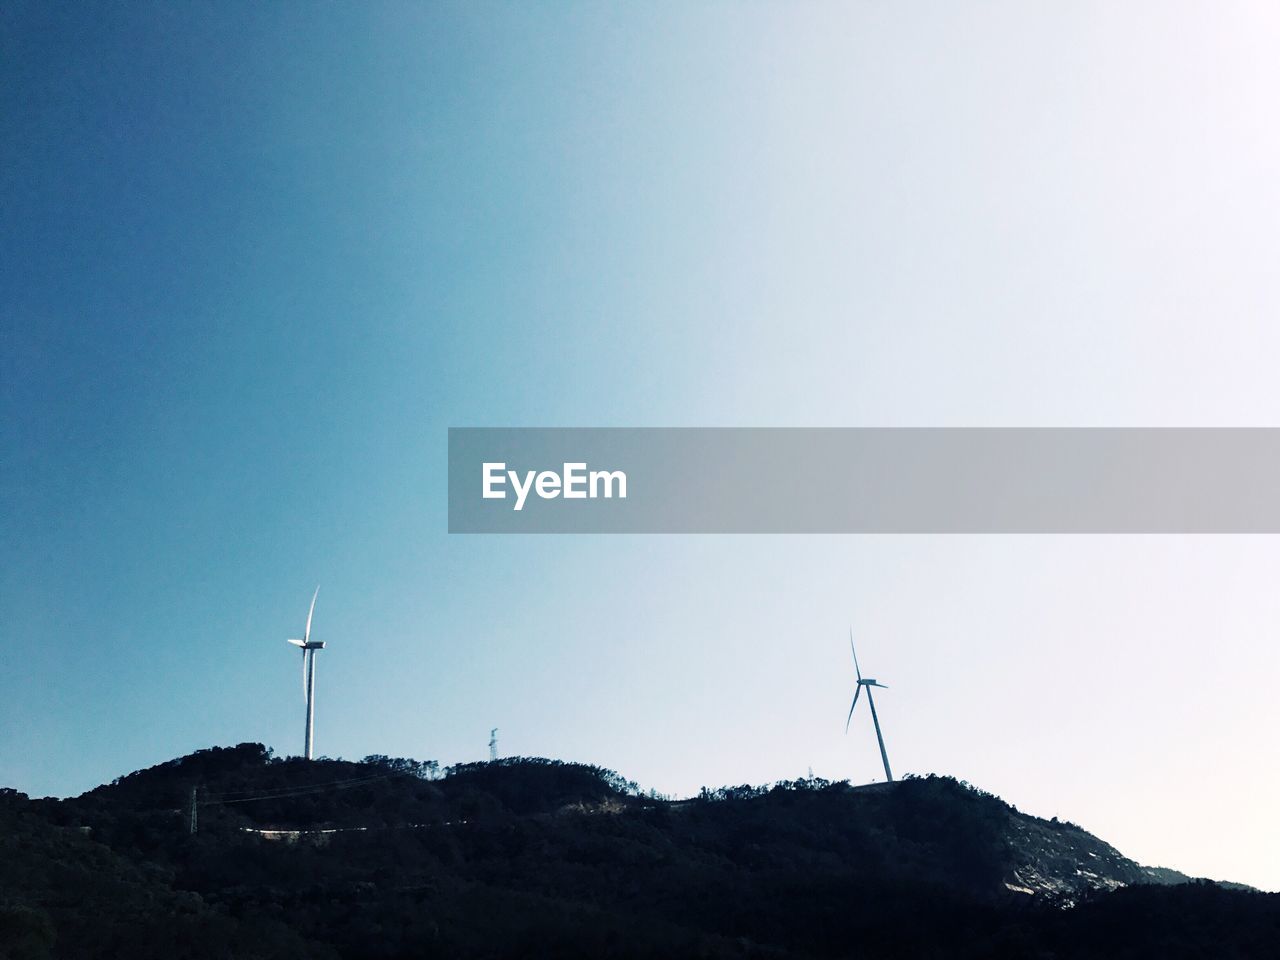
<box><xmin>200</xmin><ymin>774</ymin><xmax>392</xmax><ymax>806</ymax></box>
<box><xmin>204</xmin><ymin>772</ymin><xmax>392</xmax><ymax>800</ymax></box>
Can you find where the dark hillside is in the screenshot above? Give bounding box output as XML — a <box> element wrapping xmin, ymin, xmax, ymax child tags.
<box><xmin>4</xmin><ymin>747</ymin><xmax>1275</xmax><ymax>959</ymax></box>
<box><xmin>0</xmin><ymin>787</ymin><xmax>327</xmax><ymax>960</ymax></box>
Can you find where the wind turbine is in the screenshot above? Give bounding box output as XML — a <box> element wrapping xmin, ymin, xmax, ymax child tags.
<box><xmin>844</xmin><ymin>629</ymin><xmax>893</xmax><ymax>783</ymax></box>
<box><xmin>286</xmin><ymin>587</ymin><xmax>326</xmax><ymax>760</ymax></box>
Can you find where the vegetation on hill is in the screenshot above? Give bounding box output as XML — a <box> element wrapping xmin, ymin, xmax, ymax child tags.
<box><xmin>0</xmin><ymin>785</ymin><xmax>326</xmax><ymax>960</ymax></box>
<box><xmin>2</xmin><ymin>746</ymin><xmax>1275</xmax><ymax>959</ymax></box>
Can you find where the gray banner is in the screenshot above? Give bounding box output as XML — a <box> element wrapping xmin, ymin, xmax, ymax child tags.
<box><xmin>447</xmin><ymin>428</ymin><xmax>1280</xmax><ymax>533</ymax></box>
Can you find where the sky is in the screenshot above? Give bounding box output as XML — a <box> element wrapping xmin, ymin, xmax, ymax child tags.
<box><xmin>3</xmin><ymin>1</ymin><xmax>1279</xmax><ymax>891</ymax></box>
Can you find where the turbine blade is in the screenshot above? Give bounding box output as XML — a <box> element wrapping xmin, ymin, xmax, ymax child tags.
<box><xmin>849</xmin><ymin>628</ymin><xmax>862</xmax><ymax>682</ymax></box>
<box><xmin>304</xmin><ymin>586</ymin><xmax>319</xmax><ymax>643</ymax></box>
<box><xmin>302</xmin><ymin>649</ymin><xmax>308</xmax><ymax>701</ymax></box>
<box><xmin>844</xmin><ymin>685</ymin><xmax>862</xmax><ymax>733</ymax></box>
<box><xmin>287</xmin><ymin>639</ymin><xmax>304</xmax><ymax>647</ymax></box>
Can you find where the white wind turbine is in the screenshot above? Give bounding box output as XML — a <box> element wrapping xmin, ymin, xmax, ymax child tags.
<box><xmin>844</xmin><ymin>629</ymin><xmax>893</xmax><ymax>783</ymax></box>
<box><xmin>286</xmin><ymin>586</ymin><xmax>326</xmax><ymax>760</ymax></box>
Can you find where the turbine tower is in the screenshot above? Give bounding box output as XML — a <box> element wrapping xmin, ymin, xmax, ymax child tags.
<box><xmin>286</xmin><ymin>587</ymin><xmax>326</xmax><ymax>760</ymax></box>
<box><xmin>489</xmin><ymin>728</ymin><xmax>498</xmax><ymax>762</ymax></box>
<box><xmin>844</xmin><ymin>629</ymin><xmax>893</xmax><ymax>782</ymax></box>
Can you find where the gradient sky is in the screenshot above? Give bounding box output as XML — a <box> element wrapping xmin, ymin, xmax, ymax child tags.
<box><xmin>3</xmin><ymin>2</ymin><xmax>1279</xmax><ymax>891</ymax></box>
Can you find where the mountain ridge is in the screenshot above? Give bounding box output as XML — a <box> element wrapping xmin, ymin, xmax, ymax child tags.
<box><xmin>3</xmin><ymin>744</ymin><xmax>1275</xmax><ymax>959</ymax></box>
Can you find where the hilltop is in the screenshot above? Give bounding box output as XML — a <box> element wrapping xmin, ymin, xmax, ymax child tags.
<box><xmin>2</xmin><ymin>745</ymin><xmax>1276</xmax><ymax>959</ymax></box>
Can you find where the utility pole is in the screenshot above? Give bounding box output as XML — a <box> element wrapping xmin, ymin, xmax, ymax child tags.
<box><xmin>189</xmin><ymin>787</ymin><xmax>198</xmax><ymax>835</ymax></box>
<box><xmin>489</xmin><ymin>728</ymin><xmax>498</xmax><ymax>762</ymax></box>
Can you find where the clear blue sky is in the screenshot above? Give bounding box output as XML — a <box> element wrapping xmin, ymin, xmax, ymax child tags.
<box><xmin>3</xmin><ymin>3</ymin><xmax>1278</xmax><ymax>890</ymax></box>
